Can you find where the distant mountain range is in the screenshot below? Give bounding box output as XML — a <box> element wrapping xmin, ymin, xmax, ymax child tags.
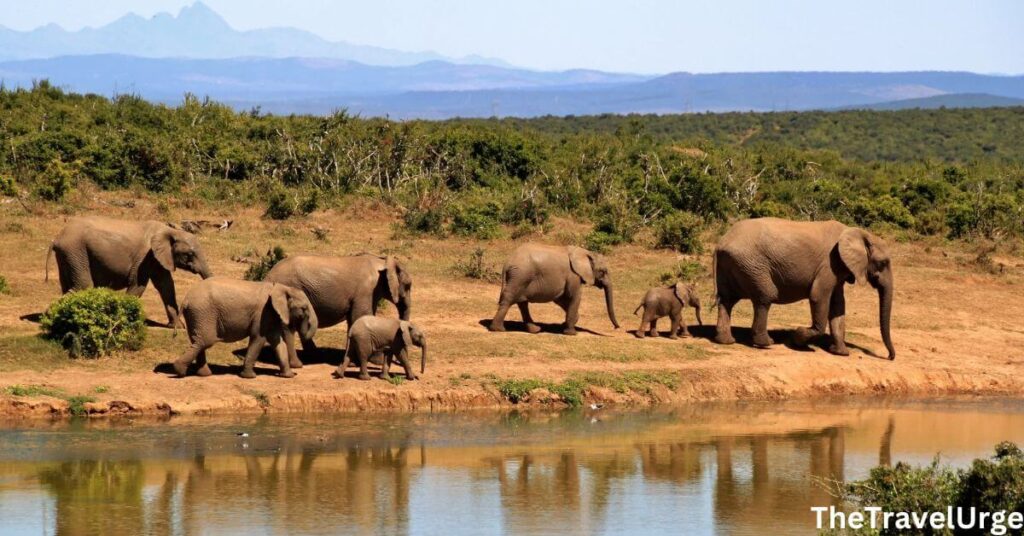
<box><xmin>1</xmin><ymin>3</ymin><xmax>1022</xmax><ymax>118</ymax></box>
<box><xmin>0</xmin><ymin>1</ymin><xmax>509</xmax><ymax>67</ymax></box>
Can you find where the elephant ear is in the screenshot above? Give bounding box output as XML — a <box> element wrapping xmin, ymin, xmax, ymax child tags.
<box><xmin>567</xmin><ymin>247</ymin><xmax>595</xmax><ymax>286</ymax></box>
<box><xmin>269</xmin><ymin>285</ymin><xmax>291</xmax><ymax>325</ymax></box>
<box><xmin>149</xmin><ymin>227</ymin><xmax>176</xmax><ymax>273</ymax></box>
<box><xmin>838</xmin><ymin>228</ymin><xmax>869</xmax><ymax>284</ymax></box>
<box><xmin>672</xmin><ymin>283</ymin><xmax>687</xmax><ymax>305</ymax></box>
<box><xmin>398</xmin><ymin>321</ymin><xmax>413</xmax><ymax>350</ymax></box>
<box><xmin>385</xmin><ymin>256</ymin><xmax>401</xmax><ymax>303</ymax></box>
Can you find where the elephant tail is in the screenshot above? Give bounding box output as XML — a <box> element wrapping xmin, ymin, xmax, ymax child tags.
<box><xmin>633</xmin><ymin>303</ymin><xmax>643</xmax><ymax>315</ymax></box>
<box><xmin>44</xmin><ymin>243</ymin><xmax>54</xmax><ymax>282</ymax></box>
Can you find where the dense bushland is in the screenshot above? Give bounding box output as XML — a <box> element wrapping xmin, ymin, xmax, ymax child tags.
<box><xmin>2</xmin><ymin>82</ymin><xmax>1022</xmax><ymax>247</ymax></box>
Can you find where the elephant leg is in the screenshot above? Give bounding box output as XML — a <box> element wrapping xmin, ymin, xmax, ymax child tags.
<box><xmin>333</xmin><ymin>344</ymin><xmax>353</xmax><ymax>379</ymax></box>
<box><xmin>395</xmin><ymin>348</ymin><xmax>417</xmax><ymax>381</ymax></box>
<box><xmin>561</xmin><ymin>293</ymin><xmax>581</xmax><ymax>336</ymax></box>
<box><xmin>357</xmin><ymin>348</ymin><xmax>372</xmax><ymax>381</ymax></box>
<box><xmin>240</xmin><ymin>337</ymin><xmax>265</xmax><ymax>379</ymax></box>
<box><xmin>827</xmin><ymin>287</ymin><xmax>849</xmax><ymax>356</ymax></box>
<box><xmin>794</xmin><ymin>296</ymin><xmax>830</xmax><ymax>347</ymax></box>
<box><xmin>489</xmin><ymin>300</ymin><xmax>513</xmax><ymax>332</ymax></box>
<box><xmin>517</xmin><ymin>302</ymin><xmax>541</xmax><ymax>334</ymax></box>
<box><xmin>714</xmin><ymin>298</ymin><xmax>737</xmax><ymax>345</ymax></box>
<box><xmin>380</xmin><ymin>351</ymin><xmax>392</xmax><ymax>380</ymax></box>
<box><xmin>669</xmin><ymin>311</ymin><xmax>683</xmax><ymax>339</ymax></box>
<box><xmin>173</xmin><ymin>341</ymin><xmax>207</xmax><ymax>377</ymax></box>
<box><xmin>272</xmin><ymin>340</ymin><xmax>296</xmax><ymax>378</ymax></box>
<box><xmin>194</xmin><ymin>349</ymin><xmax>211</xmax><ymax>377</ymax></box>
<box><xmin>301</xmin><ymin>336</ymin><xmax>318</xmax><ymax>354</ymax></box>
<box><xmin>636</xmin><ymin>312</ymin><xmax>648</xmax><ymax>338</ymax></box>
<box><xmin>751</xmin><ymin>302</ymin><xmax>774</xmax><ymax>348</ymax></box>
<box><xmin>151</xmin><ymin>270</ymin><xmax>179</xmax><ymax>327</ymax></box>
<box><xmin>648</xmin><ymin>318</ymin><xmax>659</xmax><ymax>338</ymax></box>
<box><xmin>283</xmin><ymin>330</ymin><xmax>302</xmax><ymax>369</ymax></box>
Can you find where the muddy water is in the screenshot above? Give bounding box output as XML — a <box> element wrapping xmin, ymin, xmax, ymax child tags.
<box><xmin>1</xmin><ymin>398</ymin><xmax>1023</xmax><ymax>535</ymax></box>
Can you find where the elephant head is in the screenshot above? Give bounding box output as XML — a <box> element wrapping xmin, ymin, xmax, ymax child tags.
<box><xmin>147</xmin><ymin>225</ymin><xmax>213</xmax><ymax>279</ymax></box>
<box><xmin>673</xmin><ymin>283</ymin><xmax>703</xmax><ymax>326</ymax></box>
<box><xmin>568</xmin><ymin>247</ymin><xmax>620</xmax><ymax>329</ymax></box>
<box><xmin>270</xmin><ymin>284</ymin><xmax>319</xmax><ymax>342</ymax></box>
<box><xmin>838</xmin><ymin>228</ymin><xmax>895</xmax><ymax>360</ymax></box>
<box><xmin>374</xmin><ymin>255</ymin><xmax>412</xmax><ymax>320</ymax></box>
<box><xmin>399</xmin><ymin>321</ymin><xmax>427</xmax><ymax>373</ymax></box>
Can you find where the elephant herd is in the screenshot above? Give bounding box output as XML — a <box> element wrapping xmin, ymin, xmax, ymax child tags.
<box><xmin>44</xmin><ymin>215</ymin><xmax>895</xmax><ymax>381</ymax></box>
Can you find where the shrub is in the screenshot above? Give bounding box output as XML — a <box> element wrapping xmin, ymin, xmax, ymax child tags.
<box><xmin>298</xmin><ymin>189</ymin><xmax>320</xmax><ymax>215</ymax></box>
<box><xmin>658</xmin><ymin>260</ymin><xmax>706</xmax><ymax>284</ymax></box>
<box><xmin>264</xmin><ymin>190</ymin><xmax>294</xmax><ymax>220</ymax></box>
<box><xmin>584</xmin><ymin>231</ymin><xmax>621</xmax><ymax>253</ymax></box>
<box><xmin>40</xmin><ymin>288</ymin><xmax>145</xmax><ymax>358</ymax></box>
<box><xmin>850</xmin><ymin>195</ymin><xmax>915</xmax><ymax>229</ymax></box>
<box><xmin>654</xmin><ymin>211</ymin><xmax>705</xmax><ymax>253</ymax></box>
<box><xmin>0</xmin><ymin>275</ymin><xmax>9</xmax><ymax>295</ymax></box>
<box><xmin>449</xmin><ymin>202</ymin><xmax>501</xmax><ymax>239</ymax></box>
<box><xmin>452</xmin><ymin>248</ymin><xmax>500</xmax><ymax>282</ymax></box>
<box><xmin>0</xmin><ymin>176</ymin><xmax>17</xmax><ymax>197</ymax></box>
<box><xmin>244</xmin><ymin>246</ymin><xmax>287</xmax><ymax>281</ymax></box>
<box><xmin>36</xmin><ymin>157</ymin><xmax>78</xmax><ymax>202</ymax></box>
<box><xmin>402</xmin><ymin>205</ymin><xmax>446</xmax><ymax>236</ymax></box>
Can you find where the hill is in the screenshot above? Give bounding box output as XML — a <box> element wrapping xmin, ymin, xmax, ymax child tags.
<box><xmin>840</xmin><ymin>92</ymin><xmax>1024</xmax><ymax>110</ymax></box>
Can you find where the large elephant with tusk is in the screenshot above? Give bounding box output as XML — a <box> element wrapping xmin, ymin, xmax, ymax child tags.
<box><xmin>489</xmin><ymin>244</ymin><xmax>619</xmax><ymax>335</ymax></box>
<box><xmin>712</xmin><ymin>217</ymin><xmax>896</xmax><ymax>360</ymax></box>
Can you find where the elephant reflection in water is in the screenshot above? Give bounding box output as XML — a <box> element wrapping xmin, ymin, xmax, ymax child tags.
<box><xmin>38</xmin><ymin>459</ymin><xmax>147</xmax><ymax>536</ymax></box>
<box><xmin>171</xmin><ymin>442</ymin><xmax>413</xmax><ymax>535</ymax></box>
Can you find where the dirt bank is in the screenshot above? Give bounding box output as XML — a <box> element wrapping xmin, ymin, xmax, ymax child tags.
<box><xmin>2</xmin><ymin>195</ymin><xmax>1023</xmax><ymax>418</ymax></box>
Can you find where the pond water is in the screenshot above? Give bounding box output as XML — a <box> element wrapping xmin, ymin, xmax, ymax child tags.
<box><xmin>1</xmin><ymin>398</ymin><xmax>1023</xmax><ymax>535</ymax></box>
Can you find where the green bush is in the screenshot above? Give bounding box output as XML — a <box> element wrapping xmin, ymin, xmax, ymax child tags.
<box><xmin>40</xmin><ymin>288</ymin><xmax>145</xmax><ymax>358</ymax></box>
<box><xmin>298</xmin><ymin>189</ymin><xmax>320</xmax><ymax>215</ymax></box>
<box><xmin>654</xmin><ymin>211</ymin><xmax>704</xmax><ymax>253</ymax></box>
<box><xmin>0</xmin><ymin>275</ymin><xmax>9</xmax><ymax>295</ymax></box>
<box><xmin>584</xmin><ymin>231</ymin><xmax>621</xmax><ymax>254</ymax></box>
<box><xmin>0</xmin><ymin>176</ymin><xmax>17</xmax><ymax>197</ymax></box>
<box><xmin>658</xmin><ymin>260</ymin><xmax>706</xmax><ymax>284</ymax></box>
<box><xmin>449</xmin><ymin>202</ymin><xmax>501</xmax><ymax>239</ymax></box>
<box><xmin>402</xmin><ymin>205</ymin><xmax>446</xmax><ymax>236</ymax></box>
<box><xmin>451</xmin><ymin>248</ymin><xmax>499</xmax><ymax>282</ymax></box>
<box><xmin>850</xmin><ymin>195</ymin><xmax>915</xmax><ymax>229</ymax></box>
<box><xmin>264</xmin><ymin>190</ymin><xmax>294</xmax><ymax>220</ymax></box>
<box><xmin>244</xmin><ymin>246</ymin><xmax>287</xmax><ymax>281</ymax></box>
<box><xmin>35</xmin><ymin>157</ymin><xmax>77</xmax><ymax>201</ymax></box>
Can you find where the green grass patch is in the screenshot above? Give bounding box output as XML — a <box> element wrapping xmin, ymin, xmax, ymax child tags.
<box><xmin>3</xmin><ymin>384</ymin><xmax>97</xmax><ymax>416</ymax></box>
<box><xmin>65</xmin><ymin>395</ymin><xmax>96</xmax><ymax>417</ymax></box>
<box><xmin>386</xmin><ymin>375</ymin><xmax>406</xmax><ymax>386</ymax></box>
<box><xmin>492</xmin><ymin>370</ymin><xmax>681</xmax><ymax>407</ymax></box>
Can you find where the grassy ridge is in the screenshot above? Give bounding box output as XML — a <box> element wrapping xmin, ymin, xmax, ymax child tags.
<box><xmin>1</xmin><ymin>83</ymin><xmax>1022</xmax><ymax>250</ymax></box>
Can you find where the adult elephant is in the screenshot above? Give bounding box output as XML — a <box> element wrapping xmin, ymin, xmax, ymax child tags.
<box><xmin>489</xmin><ymin>244</ymin><xmax>619</xmax><ymax>335</ymax></box>
<box><xmin>264</xmin><ymin>253</ymin><xmax>412</xmax><ymax>360</ymax></box>
<box><xmin>47</xmin><ymin>217</ymin><xmax>213</xmax><ymax>327</ymax></box>
<box><xmin>713</xmin><ymin>217</ymin><xmax>895</xmax><ymax>360</ymax></box>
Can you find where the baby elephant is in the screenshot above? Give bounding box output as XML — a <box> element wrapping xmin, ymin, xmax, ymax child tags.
<box><xmin>175</xmin><ymin>277</ymin><xmax>318</xmax><ymax>379</ymax></box>
<box><xmin>634</xmin><ymin>283</ymin><xmax>703</xmax><ymax>339</ymax></box>
<box><xmin>334</xmin><ymin>316</ymin><xmax>426</xmax><ymax>381</ymax></box>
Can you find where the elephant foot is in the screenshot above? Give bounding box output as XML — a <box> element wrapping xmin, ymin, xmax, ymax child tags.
<box><xmin>827</xmin><ymin>343</ymin><xmax>850</xmax><ymax>357</ymax></box>
<box><xmin>358</xmin><ymin>373</ymin><xmax>372</xmax><ymax>381</ymax></box>
<box><xmin>635</xmin><ymin>331</ymin><xmax>645</xmax><ymax>339</ymax></box>
<box><xmin>680</xmin><ymin>331</ymin><xmax>691</xmax><ymax>338</ymax></box>
<box><xmin>331</xmin><ymin>368</ymin><xmax>345</xmax><ymax>379</ymax></box>
<box><xmin>792</xmin><ymin>327</ymin><xmax>817</xmax><ymax>347</ymax></box>
<box><xmin>524</xmin><ymin>323</ymin><xmax>542</xmax><ymax>334</ymax></box>
<box><xmin>668</xmin><ymin>334</ymin><xmax>678</xmax><ymax>340</ymax></box>
<box><xmin>278</xmin><ymin>370</ymin><xmax>296</xmax><ymax>378</ymax></box>
<box><xmin>195</xmin><ymin>364</ymin><xmax>212</xmax><ymax>377</ymax></box>
<box><xmin>563</xmin><ymin>328</ymin><xmax>578</xmax><ymax>336</ymax></box>
<box><xmin>488</xmin><ymin>322</ymin><xmax>506</xmax><ymax>332</ymax></box>
<box><xmin>752</xmin><ymin>333</ymin><xmax>774</xmax><ymax>348</ymax></box>
<box><xmin>172</xmin><ymin>361</ymin><xmax>190</xmax><ymax>378</ymax></box>
<box><xmin>380</xmin><ymin>371</ymin><xmax>391</xmax><ymax>380</ymax></box>
<box><xmin>714</xmin><ymin>332</ymin><xmax>736</xmax><ymax>345</ymax></box>
<box><xmin>239</xmin><ymin>369</ymin><xmax>257</xmax><ymax>379</ymax></box>
<box><xmin>289</xmin><ymin>359</ymin><xmax>304</xmax><ymax>369</ymax></box>
<box><xmin>405</xmin><ymin>373</ymin><xmax>418</xmax><ymax>381</ymax></box>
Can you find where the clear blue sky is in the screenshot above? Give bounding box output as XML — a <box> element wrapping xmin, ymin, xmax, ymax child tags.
<box><xmin>2</xmin><ymin>0</ymin><xmax>1021</xmax><ymax>74</ymax></box>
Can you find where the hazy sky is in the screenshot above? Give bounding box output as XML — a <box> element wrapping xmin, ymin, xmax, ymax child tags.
<box><xmin>2</xmin><ymin>0</ymin><xmax>1021</xmax><ymax>74</ymax></box>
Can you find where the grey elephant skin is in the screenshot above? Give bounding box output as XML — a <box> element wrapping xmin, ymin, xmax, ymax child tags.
<box><xmin>47</xmin><ymin>216</ymin><xmax>212</xmax><ymax>326</ymax></box>
<box><xmin>634</xmin><ymin>282</ymin><xmax>703</xmax><ymax>339</ymax></box>
<box><xmin>489</xmin><ymin>244</ymin><xmax>620</xmax><ymax>335</ymax></box>
<box><xmin>174</xmin><ymin>277</ymin><xmax>318</xmax><ymax>378</ymax></box>
<box><xmin>713</xmin><ymin>217</ymin><xmax>896</xmax><ymax>360</ymax></box>
<box><xmin>264</xmin><ymin>253</ymin><xmax>411</xmax><ymax>358</ymax></box>
<box><xmin>334</xmin><ymin>316</ymin><xmax>426</xmax><ymax>381</ymax></box>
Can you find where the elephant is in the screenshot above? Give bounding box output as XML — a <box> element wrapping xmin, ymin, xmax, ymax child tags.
<box><xmin>47</xmin><ymin>217</ymin><xmax>212</xmax><ymax>327</ymax></box>
<box><xmin>489</xmin><ymin>244</ymin><xmax>620</xmax><ymax>335</ymax></box>
<box><xmin>633</xmin><ymin>282</ymin><xmax>703</xmax><ymax>339</ymax></box>
<box><xmin>333</xmin><ymin>316</ymin><xmax>426</xmax><ymax>381</ymax></box>
<box><xmin>712</xmin><ymin>217</ymin><xmax>895</xmax><ymax>360</ymax></box>
<box><xmin>264</xmin><ymin>253</ymin><xmax>411</xmax><ymax>360</ymax></box>
<box><xmin>173</xmin><ymin>277</ymin><xmax>318</xmax><ymax>378</ymax></box>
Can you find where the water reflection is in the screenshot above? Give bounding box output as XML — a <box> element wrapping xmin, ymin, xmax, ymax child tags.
<box><xmin>2</xmin><ymin>398</ymin><xmax>1024</xmax><ymax>535</ymax></box>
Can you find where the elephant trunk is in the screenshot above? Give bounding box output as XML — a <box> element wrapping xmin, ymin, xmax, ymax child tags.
<box><xmin>196</xmin><ymin>255</ymin><xmax>213</xmax><ymax>279</ymax></box>
<box><xmin>301</xmin><ymin>312</ymin><xmax>318</xmax><ymax>342</ymax></box>
<box><xmin>603</xmin><ymin>283</ymin><xmax>620</xmax><ymax>329</ymax></box>
<box><xmin>419</xmin><ymin>340</ymin><xmax>426</xmax><ymax>374</ymax></box>
<box><xmin>695</xmin><ymin>305</ymin><xmax>704</xmax><ymax>327</ymax></box>
<box><xmin>877</xmin><ymin>272</ymin><xmax>895</xmax><ymax>360</ymax></box>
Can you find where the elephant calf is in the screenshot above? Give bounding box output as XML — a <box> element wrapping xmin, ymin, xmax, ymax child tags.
<box><xmin>633</xmin><ymin>283</ymin><xmax>703</xmax><ymax>339</ymax></box>
<box><xmin>174</xmin><ymin>278</ymin><xmax>317</xmax><ymax>378</ymax></box>
<box><xmin>47</xmin><ymin>217</ymin><xmax>212</xmax><ymax>327</ymax></box>
<box><xmin>334</xmin><ymin>316</ymin><xmax>426</xmax><ymax>381</ymax></box>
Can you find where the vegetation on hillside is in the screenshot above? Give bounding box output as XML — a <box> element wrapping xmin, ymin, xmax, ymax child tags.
<box><xmin>2</xmin><ymin>82</ymin><xmax>1022</xmax><ymax>248</ymax></box>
